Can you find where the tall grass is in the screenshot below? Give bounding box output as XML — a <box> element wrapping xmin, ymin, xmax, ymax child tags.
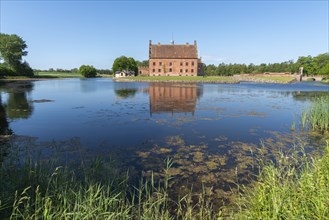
<box><xmin>308</xmin><ymin>96</ymin><xmax>329</xmax><ymax>132</ymax></box>
<box><xmin>0</xmin><ymin>156</ymin><xmax>217</xmax><ymax>219</ymax></box>
<box><xmin>301</xmin><ymin>109</ymin><xmax>307</xmax><ymax>129</ymax></box>
<box><xmin>1</xmin><ymin>141</ymin><xmax>329</xmax><ymax>219</ymax></box>
<box><xmin>233</xmin><ymin>141</ymin><xmax>329</xmax><ymax>219</ymax></box>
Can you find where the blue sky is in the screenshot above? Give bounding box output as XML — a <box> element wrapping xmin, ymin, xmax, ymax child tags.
<box><xmin>1</xmin><ymin>0</ymin><xmax>328</xmax><ymax>70</ymax></box>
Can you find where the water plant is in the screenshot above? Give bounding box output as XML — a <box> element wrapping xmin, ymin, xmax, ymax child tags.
<box><xmin>301</xmin><ymin>109</ymin><xmax>307</xmax><ymax>129</ymax></box>
<box><xmin>233</xmin><ymin>141</ymin><xmax>329</xmax><ymax>219</ymax></box>
<box><xmin>308</xmin><ymin>96</ymin><xmax>329</xmax><ymax>132</ymax></box>
<box><xmin>1</xmin><ymin>139</ymin><xmax>329</xmax><ymax>219</ymax></box>
<box><xmin>290</xmin><ymin>121</ymin><xmax>295</xmax><ymax>131</ymax></box>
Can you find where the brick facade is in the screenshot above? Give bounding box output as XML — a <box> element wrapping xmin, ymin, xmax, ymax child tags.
<box><xmin>138</xmin><ymin>66</ymin><xmax>149</xmax><ymax>76</ymax></box>
<box><xmin>138</xmin><ymin>40</ymin><xmax>204</xmax><ymax>76</ymax></box>
<box><xmin>149</xmin><ymin>58</ymin><xmax>198</xmax><ymax>76</ymax></box>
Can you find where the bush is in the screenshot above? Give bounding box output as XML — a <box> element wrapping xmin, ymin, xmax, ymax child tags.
<box><xmin>14</xmin><ymin>61</ymin><xmax>34</xmax><ymax>77</ymax></box>
<box><xmin>79</xmin><ymin>65</ymin><xmax>97</xmax><ymax>78</ymax></box>
<box><xmin>0</xmin><ymin>64</ymin><xmax>15</xmax><ymax>77</ymax></box>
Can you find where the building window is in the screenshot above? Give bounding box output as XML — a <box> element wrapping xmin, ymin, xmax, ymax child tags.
<box><xmin>158</xmin><ymin>69</ymin><xmax>161</xmax><ymax>72</ymax></box>
<box><xmin>169</xmin><ymin>62</ymin><xmax>172</xmax><ymax>66</ymax></box>
<box><xmin>180</xmin><ymin>69</ymin><xmax>183</xmax><ymax>73</ymax></box>
<box><xmin>180</xmin><ymin>62</ymin><xmax>183</xmax><ymax>66</ymax></box>
<box><xmin>159</xmin><ymin>62</ymin><xmax>162</xmax><ymax>66</ymax></box>
<box><xmin>185</xmin><ymin>69</ymin><xmax>188</xmax><ymax>73</ymax></box>
<box><xmin>153</xmin><ymin>62</ymin><xmax>156</xmax><ymax>66</ymax></box>
<box><xmin>169</xmin><ymin>68</ymin><xmax>172</xmax><ymax>72</ymax></box>
<box><xmin>192</xmin><ymin>61</ymin><xmax>194</xmax><ymax>66</ymax></box>
<box><xmin>152</xmin><ymin>69</ymin><xmax>155</xmax><ymax>73</ymax></box>
<box><xmin>191</xmin><ymin>69</ymin><xmax>194</xmax><ymax>73</ymax></box>
<box><xmin>186</xmin><ymin>62</ymin><xmax>188</xmax><ymax>66</ymax></box>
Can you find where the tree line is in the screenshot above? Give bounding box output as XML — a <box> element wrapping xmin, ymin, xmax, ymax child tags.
<box><xmin>204</xmin><ymin>53</ymin><xmax>329</xmax><ymax>76</ymax></box>
<box><xmin>1</xmin><ymin>33</ymin><xmax>328</xmax><ymax>78</ymax></box>
<box><xmin>34</xmin><ymin>68</ymin><xmax>113</xmax><ymax>75</ymax></box>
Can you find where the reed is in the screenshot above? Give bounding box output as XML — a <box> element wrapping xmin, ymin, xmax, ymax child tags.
<box><xmin>1</xmin><ymin>141</ymin><xmax>329</xmax><ymax>219</ymax></box>
<box><xmin>308</xmin><ymin>96</ymin><xmax>329</xmax><ymax>132</ymax></box>
<box><xmin>233</xmin><ymin>141</ymin><xmax>329</xmax><ymax>219</ymax></box>
<box><xmin>0</xmin><ymin>156</ymin><xmax>218</xmax><ymax>219</ymax></box>
<box><xmin>301</xmin><ymin>109</ymin><xmax>307</xmax><ymax>129</ymax></box>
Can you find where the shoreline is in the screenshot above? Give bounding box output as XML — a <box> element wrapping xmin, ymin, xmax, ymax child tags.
<box><xmin>113</xmin><ymin>75</ymin><xmax>297</xmax><ymax>84</ymax></box>
<box><xmin>3</xmin><ymin>75</ymin><xmax>326</xmax><ymax>85</ymax></box>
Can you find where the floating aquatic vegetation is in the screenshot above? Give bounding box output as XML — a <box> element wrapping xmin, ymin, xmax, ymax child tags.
<box><xmin>165</xmin><ymin>135</ymin><xmax>185</xmax><ymax>146</ymax></box>
<box><xmin>245</xmin><ymin>111</ymin><xmax>267</xmax><ymax>117</ymax></box>
<box><xmin>192</xmin><ymin>151</ymin><xmax>204</xmax><ymax>163</ymax></box>
<box><xmin>32</xmin><ymin>99</ymin><xmax>54</xmax><ymax>103</ymax></box>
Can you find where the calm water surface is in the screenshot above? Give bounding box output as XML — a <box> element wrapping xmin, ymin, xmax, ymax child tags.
<box><xmin>1</xmin><ymin>79</ymin><xmax>328</xmax><ymax>201</ymax></box>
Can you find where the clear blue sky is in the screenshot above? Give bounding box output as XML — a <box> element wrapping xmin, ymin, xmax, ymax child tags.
<box><xmin>1</xmin><ymin>0</ymin><xmax>328</xmax><ymax>70</ymax></box>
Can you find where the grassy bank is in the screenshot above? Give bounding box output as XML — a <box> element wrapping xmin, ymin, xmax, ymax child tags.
<box><xmin>234</xmin><ymin>141</ymin><xmax>329</xmax><ymax>219</ymax></box>
<box><xmin>236</xmin><ymin>74</ymin><xmax>296</xmax><ymax>84</ymax></box>
<box><xmin>1</xmin><ymin>140</ymin><xmax>328</xmax><ymax>219</ymax></box>
<box><xmin>114</xmin><ymin>75</ymin><xmax>296</xmax><ymax>84</ymax></box>
<box><xmin>34</xmin><ymin>71</ymin><xmax>82</xmax><ymax>78</ymax></box>
<box><xmin>114</xmin><ymin>76</ymin><xmax>240</xmax><ymax>83</ymax></box>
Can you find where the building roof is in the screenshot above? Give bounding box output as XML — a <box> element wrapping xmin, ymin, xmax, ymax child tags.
<box><xmin>149</xmin><ymin>41</ymin><xmax>198</xmax><ymax>59</ymax></box>
<box><xmin>115</xmin><ymin>70</ymin><xmax>135</xmax><ymax>74</ymax></box>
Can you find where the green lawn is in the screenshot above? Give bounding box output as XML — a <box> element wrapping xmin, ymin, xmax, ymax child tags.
<box><xmin>238</xmin><ymin>75</ymin><xmax>296</xmax><ymax>83</ymax></box>
<box><xmin>115</xmin><ymin>76</ymin><xmax>240</xmax><ymax>83</ymax></box>
<box><xmin>114</xmin><ymin>75</ymin><xmax>297</xmax><ymax>84</ymax></box>
<box><xmin>34</xmin><ymin>71</ymin><xmax>82</xmax><ymax>78</ymax></box>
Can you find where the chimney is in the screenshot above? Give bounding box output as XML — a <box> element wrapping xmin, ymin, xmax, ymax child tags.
<box><xmin>194</xmin><ymin>40</ymin><xmax>197</xmax><ymax>46</ymax></box>
<box><xmin>158</xmin><ymin>42</ymin><xmax>160</xmax><ymax>45</ymax></box>
<box><xmin>149</xmin><ymin>40</ymin><xmax>152</xmax><ymax>45</ymax></box>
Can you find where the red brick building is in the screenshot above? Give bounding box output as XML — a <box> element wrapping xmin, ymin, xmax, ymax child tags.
<box><xmin>138</xmin><ymin>40</ymin><xmax>204</xmax><ymax>76</ymax></box>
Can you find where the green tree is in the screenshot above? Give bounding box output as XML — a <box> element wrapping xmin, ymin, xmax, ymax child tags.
<box><xmin>136</xmin><ymin>60</ymin><xmax>149</xmax><ymax>67</ymax></box>
<box><xmin>0</xmin><ymin>34</ymin><xmax>27</xmax><ymax>67</ymax></box>
<box><xmin>204</xmin><ymin>64</ymin><xmax>217</xmax><ymax>76</ymax></box>
<box><xmin>314</xmin><ymin>53</ymin><xmax>329</xmax><ymax>75</ymax></box>
<box><xmin>0</xmin><ymin>33</ymin><xmax>33</xmax><ymax>76</ymax></box>
<box><xmin>296</xmin><ymin>56</ymin><xmax>317</xmax><ymax>76</ymax></box>
<box><xmin>79</xmin><ymin>65</ymin><xmax>97</xmax><ymax>78</ymax></box>
<box><xmin>112</xmin><ymin>56</ymin><xmax>138</xmax><ymax>75</ymax></box>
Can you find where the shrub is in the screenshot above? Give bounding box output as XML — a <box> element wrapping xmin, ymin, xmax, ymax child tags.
<box><xmin>79</xmin><ymin>65</ymin><xmax>97</xmax><ymax>78</ymax></box>
<box><xmin>0</xmin><ymin>64</ymin><xmax>15</xmax><ymax>77</ymax></box>
<box><xmin>14</xmin><ymin>61</ymin><xmax>34</xmax><ymax>77</ymax></box>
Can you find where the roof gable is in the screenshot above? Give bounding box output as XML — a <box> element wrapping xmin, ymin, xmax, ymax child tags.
<box><xmin>150</xmin><ymin>44</ymin><xmax>198</xmax><ymax>59</ymax></box>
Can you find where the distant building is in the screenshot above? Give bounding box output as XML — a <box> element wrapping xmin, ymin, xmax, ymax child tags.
<box><xmin>114</xmin><ymin>70</ymin><xmax>135</xmax><ymax>78</ymax></box>
<box><xmin>138</xmin><ymin>40</ymin><xmax>204</xmax><ymax>76</ymax></box>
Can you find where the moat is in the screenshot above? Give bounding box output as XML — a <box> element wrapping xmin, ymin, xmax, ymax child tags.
<box><xmin>1</xmin><ymin>78</ymin><xmax>328</xmax><ymax>204</ymax></box>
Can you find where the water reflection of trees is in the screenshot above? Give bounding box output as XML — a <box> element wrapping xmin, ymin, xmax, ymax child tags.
<box><xmin>114</xmin><ymin>89</ymin><xmax>138</xmax><ymax>99</ymax></box>
<box><xmin>114</xmin><ymin>83</ymin><xmax>139</xmax><ymax>99</ymax></box>
<box><xmin>290</xmin><ymin>91</ymin><xmax>329</xmax><ymax>102</ymax></box>
<box><xmin>0</xmin><ymin>81</ymin><xmax>34</xmax><ymax>133</ymax></box>
<box><xmin>149</xmin><ymin>82</ymin><xmax>202</xmax><ymax>114</ymax></box>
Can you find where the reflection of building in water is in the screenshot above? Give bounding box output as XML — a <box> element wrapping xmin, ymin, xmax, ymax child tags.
<box><xmin>149</xmin><ymin>82</ymin><xmax>200</xmax><ymax>115</ymax></box>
